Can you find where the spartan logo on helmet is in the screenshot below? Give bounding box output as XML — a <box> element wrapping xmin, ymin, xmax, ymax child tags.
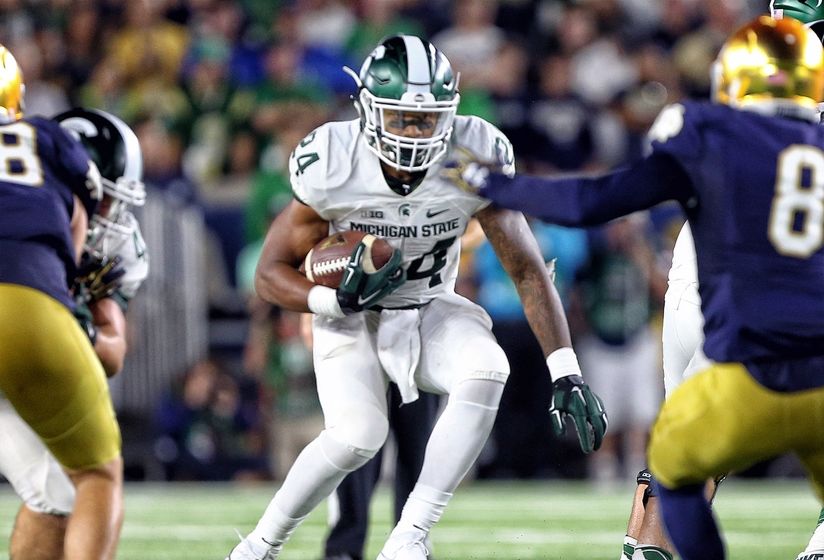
<box><xmin>771</xmin><ymin>0</ymin><xmax>824</xmax><ymax>41</ymax></box>
<box><xmin>54</xmin><ymin>108</ymin><xmax>146</xmax><ymax>259</ymax></box>
<box><xmin>344</xmin><ymin>35</ymin><xmax>460</xmax><ymax>173</ymax></box>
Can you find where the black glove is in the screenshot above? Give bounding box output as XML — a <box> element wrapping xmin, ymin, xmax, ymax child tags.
<box><xmin>336</xmin><ymin>241</ymin><xmax>405</xmax><ymax>314</ymax></box>
<box><xmin>549</xmin><ymin>374</ymin><xmax>608</xmax><ymax>454</ymax></box>
<box><xmin>74</xmin><ymin>253</ymin><xmax>126</xmax><ymax>304</ymax></box>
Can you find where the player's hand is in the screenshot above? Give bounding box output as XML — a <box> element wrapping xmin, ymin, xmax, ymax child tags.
<box><xmin>549</xmin><ymin>375</ymin><xmax>608</xmax><ymax>454</ymax></box>
<box><xmin>336</xmin><ymin>242</ymin><xmax>405</xmax><ymax>314</ymax></box>
<box><xmin>72</xmin><ymin>298</ymin><xmax>97</xmax><ymax>345</ymax></box>
<box><xmin>75</xmin><ymin>253</ymin><xmax>126</xmax><ymax>304</ymax></box>
<box><xmin>441</xmin><ymin>147</ymin><xmax>495</xmax><ymax>194</ymax></box>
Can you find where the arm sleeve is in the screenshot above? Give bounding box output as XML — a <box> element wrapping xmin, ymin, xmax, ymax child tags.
<box><xmin>46</xmin><ymin>119</ymin><xmax>100</xmax><ymax>217</ymax></box>
<box><xmin>478</xmin><ymin>152</ymin><xmax>694</xmax><ymax>227</ymax></box>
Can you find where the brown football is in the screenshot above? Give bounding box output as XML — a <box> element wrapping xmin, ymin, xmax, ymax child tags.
<box><xmin>301</xmin><ymin>230</ymin><xmax>394</xmax><ymax>288</ymax></box>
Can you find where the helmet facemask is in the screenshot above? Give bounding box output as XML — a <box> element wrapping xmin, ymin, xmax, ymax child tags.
<box><xmin>359</xmin><ymin>88</ymin><xmax>458</xmax><ymax>172</ymax></box>
<box><xmin>86</xmin><ymin>175</ymin><xmax>145</xmax><ymax>259</ymax></box>
<box><xmin>346</xmin><ymin>35</ymin><xmax>460</xmax><ymax>173</ymax></box>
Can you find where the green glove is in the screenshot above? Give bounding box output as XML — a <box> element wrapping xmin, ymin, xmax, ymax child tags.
<box><xmin>336</xmin><ymin>241</ymin><xmax>405</xmax><ymax>314</ymax></box>
<box><xmin>75</xmin><ymin>252</ymin><xmax>126</xmax><ymax>304</ymax></box>
<box><xmin>72</xmin><ymin>297</ymin><xmax>97</xmax><ymax>345</ymax></box>
<box><xmin>549</xmin><ymin>375</ymin><xmax>608</xmax><ymax>454</ymax></box>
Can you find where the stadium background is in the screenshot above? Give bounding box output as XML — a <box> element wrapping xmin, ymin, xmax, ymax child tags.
<box><xmin>1</xmin><ymin>0</ymin><xmax>815</xmax><ymax>551</ymax></box>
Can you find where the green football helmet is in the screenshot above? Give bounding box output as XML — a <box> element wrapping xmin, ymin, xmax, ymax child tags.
<box><xmin>771</xmin><ymin>0</ymin><xmax>824</xmax><ymax>40</ymax></box>
<box><xmin>344</xmin><ymin>35</ymin><xmax>460</xmax><ymax>172</ymax></box>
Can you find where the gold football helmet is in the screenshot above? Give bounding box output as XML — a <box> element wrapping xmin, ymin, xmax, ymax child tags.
<box><xmin>712</xmin><ymin>15</ymin><xmax>824</xmax><ymax>120</ymax></box>
<box><xmin>0</xmin><ymin>44</ymin><xmax>24</xmax><ymax>123</ymax></box>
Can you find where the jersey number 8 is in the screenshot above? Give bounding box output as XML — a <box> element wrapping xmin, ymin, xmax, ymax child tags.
<box><xmin>769</xmin><ymin>145</ymin><xmax>824</xmax><ymax>259</ymax></box>
<box><xmin>0</xmin><ymin>122</ymin><xmax>43</xmax><ymax>187</ymax></box>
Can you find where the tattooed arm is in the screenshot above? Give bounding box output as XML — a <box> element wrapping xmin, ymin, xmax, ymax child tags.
<box><xmin>475</xmin><ymin>206</ymin><xmax>571</xmax><ymax>355</ymax></box>
<box><xmin>476</xmin><ymin>206</ymin><xmax>607</xmax><ymax>453</ymax></box>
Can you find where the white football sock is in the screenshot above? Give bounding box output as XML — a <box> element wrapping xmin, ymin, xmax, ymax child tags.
<box><xmin>249</xmin><ymin>429</ymin><xmax>377</xmax><ymax>546</ymax></box>
<box><xmin>397</xmin><ymin>379</ymin><xmax>504</xmax><ymax>531</ymax></box>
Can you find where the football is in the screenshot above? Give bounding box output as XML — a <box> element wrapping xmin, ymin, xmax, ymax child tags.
<box><xmin>301</xmin><ymin>230</ymin><xmax>394</xmax><ymax>288</ymax></box>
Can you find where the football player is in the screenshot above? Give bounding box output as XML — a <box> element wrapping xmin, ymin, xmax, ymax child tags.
<box><xmin>770</xmin><ymin>6</ymin><xmax>824</xmax><ymax>558</ymax></box>
<box><xmin>225</xmin><ymin>35</ymin><xmax>607</xmax><ymax>560</ymax></box>
<box><xmin>0</xmin><ymin>106</ymin><xmax>149</xmax><ymax>560</ymax></box>
<box><xmin>617</xmin><ymin>4</ymin><xmax>824</xmax><ymax>559</ymax></box>
<box><xmin>443</xmin><ymin>16</ymin><xmax>824</xmax><ymax>560</ymax></box>
<box><xmin>0</xmin><ymin>45</ymin><xmax>125</xmax><ymax>560</ymax></box>
<box><xmin>617</xmin><ymin>221</ymin><xmax>710</xmax><ymax>560</ymax></box>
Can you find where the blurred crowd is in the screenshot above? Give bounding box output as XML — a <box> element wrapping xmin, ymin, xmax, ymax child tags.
<box><xmin>1</xmin><ymin>0</ymin><xmax>768</xmax><ymax>482</ymax></box>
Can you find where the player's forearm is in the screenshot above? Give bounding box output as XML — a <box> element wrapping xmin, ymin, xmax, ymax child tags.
<box><xmin>514</xmin><ymin>270</ymin><xmax>573</xmax><ymax>356</ymax></box>
<box><xmin>70</xmin><ymin>195</ymin><xmax>88</xmax><ymax>264</ymax></box>
<box><xmin>254</xmin><ymin>261</ymin><xmax>314</xmax><ymax>313</ymax></box>
<box><xmin>90</xmin><ymin>298</ymin><xmax>127</xmax><ymax>376</ymax></box>
<box><xmin>479</xmin><ymin>154</ymin><xmax>688</xmax><ymax>226</ymax></box>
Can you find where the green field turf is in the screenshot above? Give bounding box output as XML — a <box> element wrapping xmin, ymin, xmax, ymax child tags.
<box><xmin>0</xmin><ymin>479</ymin><xmax>818</xmax><ymax>559</ymax></box>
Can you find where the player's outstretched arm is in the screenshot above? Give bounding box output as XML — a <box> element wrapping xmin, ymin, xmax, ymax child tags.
<box><xmin>444</xmin><ymin>151</ymin><xmax>691</xmax><ymax>227</ymax></box>
<box><xmin>476</xmin><ymin>207</ymin><xmax>607</xmax><ymax>453</ymax></box>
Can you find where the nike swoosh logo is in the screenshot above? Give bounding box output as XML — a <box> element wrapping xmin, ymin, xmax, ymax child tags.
<box><xmin>426</xmin><ymin>208</ymin><xmax>449</xmax><ymax>218</ymax></box>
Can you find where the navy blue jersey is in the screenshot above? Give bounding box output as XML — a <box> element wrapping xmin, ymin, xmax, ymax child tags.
<box><xmin>480</xmin><ymin>101</ymin><xmax>824</xmax><ymax>390</ymax></box>
<box><xmin>0</xmin><ymin>116</ymin><xmax>98</xmax><ymax>308</ymax></box>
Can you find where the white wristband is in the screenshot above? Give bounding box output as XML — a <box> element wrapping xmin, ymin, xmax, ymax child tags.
<box><xmin>546</xmin><ymin>347</ymin><xmax>581</xmax><ymax>382</ymax></box>
<box><xmin>307</xmin><ymin>285</ymin><xmax>345</xmax><ymax>318</ymax></box>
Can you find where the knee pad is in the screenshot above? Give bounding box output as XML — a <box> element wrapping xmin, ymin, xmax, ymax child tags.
<box><xmin>450</xmin><ymin>378</ymin><xmax>505</xmax><ymax>409</ymax></box>
<box><xmin>318</xmin><ymin>429</ymin><xmax>378</xmax><ymax>473</ymax></box>
<box><xmin>324</xmin><ymin>403</ymin><xmax>388</xmax><ymax>466</ymax></box>
<box><xmin>12</xmin><ymin>454</ymin><xmax>74</xmax><ymax>515</ymax></box>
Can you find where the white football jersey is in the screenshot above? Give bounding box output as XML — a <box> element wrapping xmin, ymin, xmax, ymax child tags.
<box><xmin>89</xmin><ymin>210</ymin><xmax>149</xmax><ymax>300</ymax></box>
<box><xmin>668</xmin><ymin>221</ymin><xmax>697</xmax><ymax>286</ymax></box>
<box><xmin>290</xmin><ymin>116</ymin><xmax>514</xmax><ymax>308</ymax></box>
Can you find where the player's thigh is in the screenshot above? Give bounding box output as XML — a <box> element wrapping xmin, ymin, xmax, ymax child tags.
<box><xmin>0</xmin><ymin>285</ymin><xmax>120</xmax><ymax>470</ymax></box>
<box><xmin>662</xmin><ymin>281</ymin><xmax>704</xmax><ymax>397</ymax></box>
<box><xmin>649</xmin><ymin>362</ymin><xmax>792</xmax><ymax>488</ymax></box>
<box><xmin>312</xmin><ymin>313</ymin><xmax>389</xmax><ymax>429</ymax></box>
<box><xmin>0</xmin><ymin>399</ymin><xmax>74</xmax><ymax>514</ymax></box>
<box><xmin>416</xmin><ymin>292</ymin><xmax>510</xmax><ymax>394</ymax></box>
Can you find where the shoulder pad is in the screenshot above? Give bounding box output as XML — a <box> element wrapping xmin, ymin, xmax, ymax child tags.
<box><xmin>646</xmin><ymin>102</ymin><xmax>704</xmax><ymax>165</ymax></box>
<box><xmin>451</xmin><ymin>116</ymin><xmax>515</xmax><ymax>176</ymax></box>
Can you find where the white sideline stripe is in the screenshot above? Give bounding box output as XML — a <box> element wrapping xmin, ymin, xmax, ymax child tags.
<box><xmin>116</xmin><ymin>524</ymin><xmax>808</xmax><ymax>547</ymax></box>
